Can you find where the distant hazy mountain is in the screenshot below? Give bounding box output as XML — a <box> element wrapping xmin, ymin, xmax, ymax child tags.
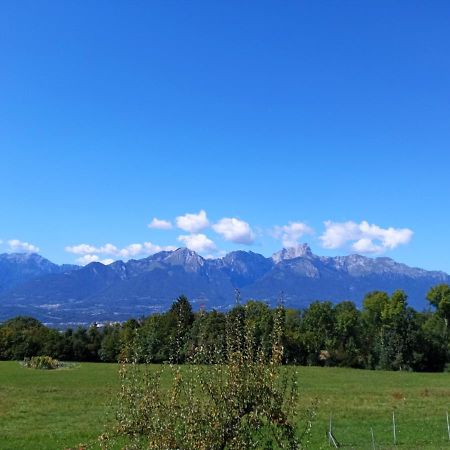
<box><xmin>0</xmin><ymin>245</ymin><xmax>448</xmax><ymax>326</ymax></box>
<box><xmin>0</xmin><ymin>253</ymin><xmax>79</xmax><ymax>294</ymax></box>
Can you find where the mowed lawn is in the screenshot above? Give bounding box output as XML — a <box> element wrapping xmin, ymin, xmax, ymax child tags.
<box><xmin>0</xmin><ymin>361</ymin><xmax>449</xmax><ymax>449</ymax></box>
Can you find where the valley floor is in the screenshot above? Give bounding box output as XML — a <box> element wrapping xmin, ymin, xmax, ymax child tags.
<box><xmin>0</xmin><ymin>361</ymin><xmax>449</xmax><ymax>449</ymax></box>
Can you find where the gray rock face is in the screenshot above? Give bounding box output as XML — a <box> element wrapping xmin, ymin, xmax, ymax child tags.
<box><xmin>272</xmin><ymin>244</ymin><xmax>313</xmax><ymax>263</ymax></box>
<box><xmin>0</xmin><ymin>246</ymin><xmax>448</xmax><ymax>326</ymax></box>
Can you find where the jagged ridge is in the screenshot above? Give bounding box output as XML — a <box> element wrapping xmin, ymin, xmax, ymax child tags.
<box><xmin>0</xmin><ymin>245</ymin><xmax>448</xmax><ymax>326</ymax></box>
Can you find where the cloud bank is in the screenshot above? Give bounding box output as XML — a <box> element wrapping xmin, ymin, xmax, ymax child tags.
<box><xmin>320</xmin><ymin>220</ymin><xmax>413</xmax><ymax>253</ymax></box>
<box><xmin>62</xmin><ymin>210</ymin><xmax>414</xmax><ymax>264</ymax></box>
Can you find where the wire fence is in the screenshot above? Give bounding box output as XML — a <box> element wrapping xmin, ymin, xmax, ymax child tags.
<box><xmin>317</xmin><ymin>411</ymin><xmax>450</xmax><ymax>449</ymax></box>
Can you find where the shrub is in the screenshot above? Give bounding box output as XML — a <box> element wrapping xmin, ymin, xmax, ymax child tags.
<box><xmin>23</xmin><ymin>355</ymin><xmax>61</xmax><ymax>370</ymax></box>
<box><xmin>101</xmin><ymin>303</ymin><xmax>315</xmax><ymax>449</ymax></box>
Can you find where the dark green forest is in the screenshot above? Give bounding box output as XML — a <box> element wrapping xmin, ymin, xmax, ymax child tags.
<box><xmin>1</xmin><ymin>284</ymin><xmax>449</xmax><ymax>372</ymax></box>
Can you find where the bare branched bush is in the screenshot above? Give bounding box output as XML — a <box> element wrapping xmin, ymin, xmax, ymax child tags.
<box><xmin>101</xmin><ymin>303</ymin><xmax>315</xmax><ymax>449</ymax></box>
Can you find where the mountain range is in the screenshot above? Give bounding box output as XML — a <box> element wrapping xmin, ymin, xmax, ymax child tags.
<box><xmin>0</xmin><ymin>244</ymin><xmax>448</xmax><ymax>327</ymax></box>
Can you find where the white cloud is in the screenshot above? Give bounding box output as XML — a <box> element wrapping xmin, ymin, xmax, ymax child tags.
<box><xmin>75</xmin><ymin>255</ymin><xmax>115</xmax><ymax>265</ymax></box>
<box><xmin>101</xmin><ymin>258</ymin><xmax>115</xmax><ymax>265</ymax></box>
<box><xmin>65</xmin><ymin>244</ymin><xmax>99</xmax><ymax>255</ymax></box>
<box><xmin>65</xmin><ymin>243</ymin><xmax>122</xmax><ymax>256</ymax></box>
<box><xmin>272</xmin><ymin>222</ymin><xmax>314</xmax><ymax>248</ymax></box>
<box><xmin>176</xmin><ymin>210</ymin><xmax>209</xmax><ymax>232</ymax></box>
<box><xmin>75</xmin><ymin>254</ymin><xmax>100</xmax><ymax>265</ymax></box>
<box><xmin>98</xmin><ymin>243</ymin><xmax>119</xmax><ymax>254</ymax></box>
<box><xmin>177</xmin><ymin>233</ymin><xmax>216</xmax><ymax>253</ymax></box>
<box><xmin>143</xmin><ymin>242</ymin><xmax>176</xmax><ymax>254</ymax></box>
<box><xmin>352</xmin><ymin>238</ymin><xmax>383</xmax><ymax>253</ymax></box>
<box><xmin>148</xmin><ymin>218</ymin><xmax>173</xmax><ymax>230</ymax></box>
<box><xmin>8</xmin><ymin>239</ymin><xmax>40</xmax><ymax>253</ymax></box>
<box><xmin>66</xmin><ymin>241</ymin><xmax>176</xmax><ymax>264</ymax></box>
<box><xmin>320</xmin><ymin>221</ymin><xmax>360</xmax><ymax>249</ymax></box>
<box><xmin>212</xmin><ymin>217</ymin><xmax>255</xmax><ymax>244</ymax></box>
<box><xmin>204</xmin><ymin>250</ymin><xmax>227</xmax><ymax>260</ymax></box>
<box><xmin>320</xmin><ymin>220</ymin><xmax>413</xmax><ymax>254</ymax></box>
<box><xmin>119</xmin><ymin>243</ymin><xmax>143</xmax><ymax>258</ymax></box>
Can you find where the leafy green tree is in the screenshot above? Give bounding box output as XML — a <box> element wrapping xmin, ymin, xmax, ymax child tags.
<box><xmin>378</xmin><ymin>290</ymin><xmax>416</xmax><ymax>370</ymax></box>
<box><xmin>119</xmin><ymin>318</ymin><xmax>141</xmax><ymax>360</ymax></box>
<box><xmin>418</xmin><ymin>312</ymin><xmax>448</xmax><ymax>371</ymax></box>
<box><xmin>300</xmin><ymin>301</ymin><xmax>335</xmax><ymax>365</ymax></box>
<box><xmin>169</xmin><ymin>295</ymin><xmax>194</xmax><ymax>328</ymax></box>
<box><xmin>168</xmin><ymin>295</ymin><xmax>194</xmax><ymax>361</ymax></box>
<box><xmin>0</xmin><ymin>316</ymin><xmax>64</xmax><ymax>360</ymax></box>
<box><xmin>86</xmin><ymin>325</ymin><xmax>103</xmax><ymax>359</ymax></box>
<box><xmin>283</xmin><ymin>309</ymin><xmax>304</xmax><ymax>364</ymax></box>
<box><xmin>71</xmin><ymin>327</ymin><xmax>91</xmax><ymax>361</ymax></box>
<box><xmin>361</xmin><ymin>291</ymin><xmax>389</xmax><ymax>368</ymax></box>
<box><xmin>362</xmin><ymin>291</ymin><xmax>389</xmax><ymax>327</ymax></box>
<box><xmin>99</xmin><ymin>324</ymin><xmax>122</xmax><ymax>362</ymax></box>
<box><xmin>333</xmin><ymin>301</ymin><xmax>362</xmax><ymax>367</ymax></box>
<box><xmin>135</xmin><ymin>314</ymin><xmax>169</xmax><ymax>362</ymax></box>
<box><xmin>427</xmin><ymin>284</ymin><xmax>450</xmax><ymax>328</ymax></box>
<box><xmin>134</xmin><ymin>296</ymin><xmax>195</xmax><ymax>363</ymax></box>
<box><xmin>61</xmin><ymin>328</ymin><xmax>75</xmax><ymax>360</ymax></box>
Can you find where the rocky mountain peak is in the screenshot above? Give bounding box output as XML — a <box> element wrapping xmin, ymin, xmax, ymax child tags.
<box><xmin>164</xmin><ymin>247</ymin><xmax>205</xmax><ymax>269</ymax></box>
<box><xmin>272</xmin><ymin>243</ymin><xmax>313</xmax><ymax>263</ymax></box>
<box><xmin>1</xmin><ymin>252</ymin><xmax>44</xmax><ymax>263</ymax></box>
<box><xmin>0</xmin><ymin>253</ymin><xmax>61</xmax><ymax>272</ymax></box>
<box><xmin>0</xmin><ymin>252</ymin><xmax>79</xmax><ymax>295</ymax></box>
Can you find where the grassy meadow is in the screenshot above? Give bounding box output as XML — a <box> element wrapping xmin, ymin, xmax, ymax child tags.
<box><xmin>0</xmin><ymin>362</ymin><xmax>118</xmax><ymax>449</ymax></box>
<box><xmin>0</xmin><ymin>361</ymin><xmax>449</xmax><ymax>449</ymax></box>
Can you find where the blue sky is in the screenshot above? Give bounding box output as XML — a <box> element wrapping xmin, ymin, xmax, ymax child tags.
<box><xmin>1</xmin><ymin>1</ymin><xmax>450</xmax><ymax>271</ymax></box>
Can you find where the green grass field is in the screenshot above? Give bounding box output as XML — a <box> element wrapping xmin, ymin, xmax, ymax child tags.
<box><xmin>0</xmin><ymin>361</ymin><xmax>449</xmax><ymax>449</ymax></box>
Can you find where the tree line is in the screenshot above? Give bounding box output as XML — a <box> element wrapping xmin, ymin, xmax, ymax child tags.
<box><xmin>0</xmin><ymin>284</ymin><xmax>449</xmax><ymax>372</ymax></box>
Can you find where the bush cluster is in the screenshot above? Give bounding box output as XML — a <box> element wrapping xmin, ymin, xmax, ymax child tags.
<box><xmin>23</xmin><ymin>355</ymin><xmax>60</xmax><ymax>370</ymax></box>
